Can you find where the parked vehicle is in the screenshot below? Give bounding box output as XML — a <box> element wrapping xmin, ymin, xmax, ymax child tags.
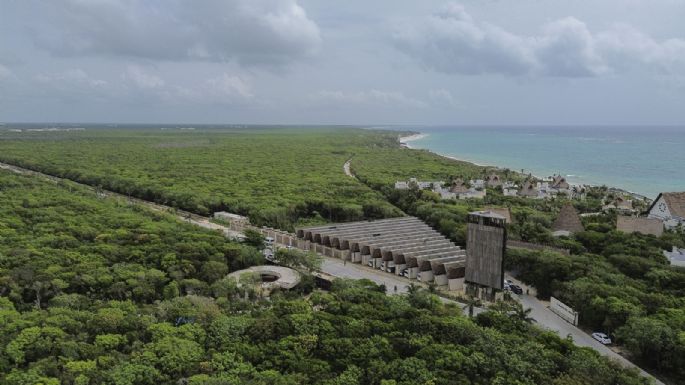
<box><xmin>401</xmin><ymin>269</ymin><xmax>410</xmax><ymax>278</ymax></box>
<box><xmin>592</xmin><ymin>332</ymin><xmax>612</xmax><ymax>345</ymax></box>
<box><xmin>264</xmin><ymin>236</ymin><xmax>274</xmax><ymax>246</ymax></box>
<box><xmin>509</xmin><ymin>284</ymin><xmax>523</xmax><ymax>294</ymax></box>
<box><xmin>380</xmin><ymin>261</ymin><xmax>395</xmax><ymax>272</ymax></box>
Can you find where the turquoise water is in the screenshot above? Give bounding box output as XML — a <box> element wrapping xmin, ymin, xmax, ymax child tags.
<box><xmin>405</xmin><ymin>126</ymin><xmax>685</xmax><ymax>199</ymax></box>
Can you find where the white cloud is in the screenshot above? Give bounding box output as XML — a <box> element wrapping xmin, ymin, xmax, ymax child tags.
<box><xmin>29</xmin><ymin>0</ymin><xmax>321</xmax><ymax>68</ymax></box>
<box><xmin>165</xmin><ymin>74</ymin><xmax>254</xmax><ymax>105</ymax></box>
<box><xmin>394</xmin><ymin>3</ymin><xmax>685</xmax><ymax>78</ymax></box>
<box><xmin>119</xmin><ymin>67</ymin><xmax>254</xmax><ymax>105</ymax></box>
<box><xmin>429</xmin><ymin>89</ymin><xmax>460</xmax><ymax>107</ymax></box>
<box><xmin>35</xmin><ymin>68</ymin><xmax>108</xmax><ymax>89</ymax></box>
<box><xmin>205</xmin><ymin>74</ymin><xmax>253</xmax><ymax>100</ymax></box>
<box><xmin>314</xmin><ymin>89</ymin><xmax>427</xmax><ymax>108</ymax></box>
<box><xmin>123</xmin><ymin>65</ymin><xmax>165</xmax><ymax>89</ymax></box>
<box><xmin>0</xmin><ymin>64</ymin><xmax>12</xmax><ymax>80</ymax></box>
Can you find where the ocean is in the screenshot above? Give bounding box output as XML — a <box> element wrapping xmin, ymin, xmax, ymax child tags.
<box><xmin>402</xmin><ymin>126</ymin><xmax>685</xmax><ymax>199</ymax></box>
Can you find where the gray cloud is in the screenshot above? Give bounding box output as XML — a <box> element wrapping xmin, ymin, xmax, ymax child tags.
<box><xmin>394</xmin><ymin>3</ymin><xmax>685</xmax><ymax>78</ymax></box>
<box><xmin>0</xmin><ymin>64</ymin><xmax>12</xmax><ymax>80</ymax></box>
<box><xmin>312</xmin><ymin>89</ymin><xmax>428</xmax><ymax>109</ymax></box>
<box><xmin>120</xmin><ymin>66</ymin><xmax>254</xmax><ymax>105</ymax></box>
<box><xmin>1</xmin><ymin>0</ymin><xmax>684</xmax><ymax>124</ymax></box>
<box><xmin>28</xmin><ymin>0</ymin><xmax>321</xmax><ymax>67</ymax></box>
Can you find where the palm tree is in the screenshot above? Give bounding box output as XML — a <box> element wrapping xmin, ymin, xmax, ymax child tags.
<box><xmin>427</xmin><ymin>283</ymin><xmax>437</xmax><ymax>293</ymax></box>
<box><xmin>488</xmin><ymin>300</ymin><xmax>512</xmax><ymax>314</ymax></box>
<box><xmin>512</xmin><ymin>304</ymin><xmax>534</xmax><ymax>324</ymax></box>
<box><xmin>407</xmin><ymin>283</ymin><xmax>421</xmax><ymax>296</ymax></box>
<box><xmin>463</xmin><ymin>295</ymin><xmax>479</xmax><ymax>318</ymax></box>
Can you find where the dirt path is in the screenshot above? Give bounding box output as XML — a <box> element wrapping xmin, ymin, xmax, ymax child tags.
<box><xmin>343</xmin><ymin>158</ymin><xmax>355</xmax><ymax>178</ymax></box>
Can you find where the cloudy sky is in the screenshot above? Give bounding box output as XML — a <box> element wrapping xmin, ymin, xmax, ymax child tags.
<box><xmin>1</xmin><ymin>0</ymin><xmax>684</xmax><ymax>125</ymax></box>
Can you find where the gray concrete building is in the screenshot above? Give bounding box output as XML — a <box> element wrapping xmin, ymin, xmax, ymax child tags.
<box><xmin>297</xmin><ymin>217</ymin><xmax>466</xmax><ymax>289</ymax></box>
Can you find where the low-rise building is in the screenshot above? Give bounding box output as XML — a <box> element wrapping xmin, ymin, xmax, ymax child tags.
<box><xmin>470</xmin><ymin>179</ymin><xmax>485</xmax><ymax>189</ymax></box>
<box><xmin>395</xmin><ymin>177</ymin><xmax>444</xmax><ymax>190</ymax></box>
<box><xmin>616</xmin><ymin>216</ymin><xmax>663</xmax><ymax>237</ymax></box>
<box><xmin>647</xmin><ymin>192</ymin><xmax>685</xmax><ymax>230</ymax></box>
<box><xmin>664</xmin><ymin>247</ymin><xmax>685</xmax><ymax>267</ymax></box>
<box><xmin>603</xmin><ymin>196</ymin><xmax>635</xmax><ymax>214</ymax></box>
<box><xmin>503</xmin><ymin>187</ymin><xmax>519</xmax><ymax>196</ymax></box>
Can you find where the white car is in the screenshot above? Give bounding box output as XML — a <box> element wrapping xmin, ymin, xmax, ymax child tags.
<box><xmin>592</xmin><ymin>332</ymin><xmax>612</xmax><ymax>345</ymax></box>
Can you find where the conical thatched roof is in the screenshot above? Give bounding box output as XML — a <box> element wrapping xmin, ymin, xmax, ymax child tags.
<box><xmin>484</xmin><ymin>206</ymin><xmax>513</xmax><ymax>224</ymax></box>
<box><xmin>518</xmin><ymin>180</ymin><xmax>537</xmax><ymax>197</ymax></box>
<box><xmin>449</xmin><ymin>179</ymin><xmax>469</xmax><ymax>194</ymax></box>
<box><xmin>486</xmin><ymin>173</ymin><xmax>502</xmax><ymax>186</ymax></box>
<box><xmin>552</xmin><ymin>203</ymin><xmax>584</xmax><ymax>234</ymax></box>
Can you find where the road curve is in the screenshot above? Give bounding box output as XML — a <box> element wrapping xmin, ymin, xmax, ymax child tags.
<box><xmin>343</xmin><ymin>158</ymin><xmax>355</xmax><ymax>178</ymax></box>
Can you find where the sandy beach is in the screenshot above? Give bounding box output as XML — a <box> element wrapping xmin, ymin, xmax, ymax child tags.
<box><xmin>398</xmin><ymin>133</ymin><xmax>428</xmax><ymax>146</ymax></box>
<box><xmin>400</xmin><ymin>132</ymin><xmax>494</xmax><ymax>167</ymax></box>
<box><xmin>396</xmin><ymin>130</ymin><xmax>648</xmax><ymax>197</ymax></box>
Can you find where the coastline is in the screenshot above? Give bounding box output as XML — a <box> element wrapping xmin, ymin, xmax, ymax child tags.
<box><xmin>397</xmin><ymin>131</ymin><xmax>651</xmax><ymax>201</ymax></box>
<box><xmin>398</xmin><ymin>133</ymin><xmax>428</xmax><ymax>143</ymax></box>
<box><xmin>400</xmin><ymin>133</ymin><xmax>503</xmax><ymax>169</ymax></box>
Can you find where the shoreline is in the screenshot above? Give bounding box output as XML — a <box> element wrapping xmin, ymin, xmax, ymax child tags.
<box><xmin>397</xmin><ymin>132</ymin><xmax>651</xmax><ymax>201</ymax></box>
<box><xmin>398</xmin><ymin>133</ymin><xmax>428</xmax><ymax>143</ymax></box>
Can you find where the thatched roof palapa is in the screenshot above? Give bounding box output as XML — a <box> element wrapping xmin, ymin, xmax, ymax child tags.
<box><xmin>552</xmin><ymin>203</ymin><xmax>584</xmax><ymax>234</ymax></box>
<box><xmin>518</xmin><ymin>180</ymin><xmax>537</xmax><ymax>197</ymax></box>
<box><xmin>486</xmin><ymin>173</ymin><xmax>502</xmax><ymax>187</ymax></box>
<box><xmin>483</xmin><ymin>206</ymin><xmax>513</xmax><ymax>224</ymax></box>
<box><xmin>651</xmin><ymin>192</ymin><xmax>685</xmax><ymax>218</ymax></box>
<box><xmin>449</xmin><ymin>179</ymin><xmax>469</xmax><ymax>194</ymax></box>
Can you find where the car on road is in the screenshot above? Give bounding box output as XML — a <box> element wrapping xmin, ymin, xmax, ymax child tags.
<box><xmin>592</xmin><ymin>332</ymin><xmax>612</xmax><ymax>345</ymax></box>
<box><xmin>509</xmin><ymin>284</ymin><xmax>523</xmax><ymax>294</ymax></box>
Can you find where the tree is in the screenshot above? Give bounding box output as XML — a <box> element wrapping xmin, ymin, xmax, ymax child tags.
<box><xmin>511</xmin><ymin>303</ymin><xmax>535</xmax><ymax>324</ymax></box>
<box><xmin>243</xmin><ymin>229</ymin><xmax>266</xmax><ymax>249</ymax></box>
<box><xmin>274</xmin><ymin>248</ymin><xmax>322</xmax><ymax>272</ymax></box>
<box><xmin>616</xmin><ymin>317</ymin><xmax>677</xmax><ymax>371</ymax></box>
<box><xmin>463</xmin><ymin>296</ymin><xmax>480</xmax><ymax>318</ymax></box>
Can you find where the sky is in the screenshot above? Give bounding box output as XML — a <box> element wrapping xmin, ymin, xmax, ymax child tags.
<box><xmin>1</xmin><ymin>0</ymin><xmax>684</xmax><ymax>125</ymax></box>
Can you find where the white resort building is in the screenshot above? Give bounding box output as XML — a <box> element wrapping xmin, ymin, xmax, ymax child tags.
<box><xmin>395</xmin><ymin>177</ymin><xmax>486</xmax><ymax>200</ymax></box>
<box><xmin>647</xmin><ymin>192</ymin><xmax>685</xmax><ymax>230</ymax></box>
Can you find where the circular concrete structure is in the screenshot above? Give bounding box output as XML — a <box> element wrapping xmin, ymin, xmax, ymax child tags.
<box><xmin>227</xmin><ymin>265</ymin><xmax>301</xmax><ymax>290</ymax></box>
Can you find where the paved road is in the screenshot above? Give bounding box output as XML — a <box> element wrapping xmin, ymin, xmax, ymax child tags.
<box><xmin>319</xmin><ymin>256</ymin><xmax>486</xmax><ymax>316</ymax></box>
<box><xmin>507</xmin><ymin>276</ymin><xmax>663</xmax><ymax>385</ymax></box>
<box><xmin>321</xmin><ymin>256</ymin><xmax>413</xmax><ymax>294</ymax></box>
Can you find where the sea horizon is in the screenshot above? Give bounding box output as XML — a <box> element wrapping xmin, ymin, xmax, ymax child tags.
<box><xmin>400</xmin><ymin>125</ymin><xmax>685</xmax><ymax>200</ymax></box>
